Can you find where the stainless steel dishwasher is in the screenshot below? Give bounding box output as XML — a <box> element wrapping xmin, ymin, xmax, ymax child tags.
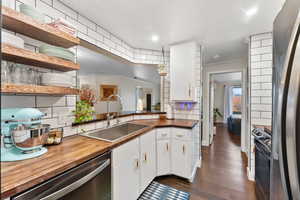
<box><xmin>12</xmin><ymin>152</ymin><xmax>111</xmax><ymax>200</ymax></box>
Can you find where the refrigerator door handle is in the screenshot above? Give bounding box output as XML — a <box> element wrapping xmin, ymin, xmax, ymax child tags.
<box><xmin>286</xmin><ymin>24</ymin><xmax>300</xmax><ymax>199</ymax></box>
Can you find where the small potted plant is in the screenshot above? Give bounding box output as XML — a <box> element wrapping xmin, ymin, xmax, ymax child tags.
<box><xmin>73</xmin><ymin>86</ymin><xmax>96</xmax><ymax>123</ymax></box>
<box><xmin>213</xmin><ymin>108</ymin><xmax>223</xmax><ymax>124</ymax></box>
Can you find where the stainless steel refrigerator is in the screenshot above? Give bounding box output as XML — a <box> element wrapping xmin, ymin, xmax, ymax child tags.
<box><xmin>271</xmin><ymin>0</ymin><xmax>300</xmax><ymax>199</ymax></box>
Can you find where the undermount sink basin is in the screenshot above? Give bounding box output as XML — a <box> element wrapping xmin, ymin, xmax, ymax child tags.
<box><xmin>81</xmin><ymin>123</ymin><xmax>149</xmax><ymax>142</ymax></box>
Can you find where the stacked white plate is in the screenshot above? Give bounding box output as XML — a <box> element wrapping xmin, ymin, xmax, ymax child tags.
<box><xmin>41</xmin><ymin>73</ymin><xmax>73</xmax><ymax>87</ymax></box>
<box><xmin>2</xmin><ymin>31</ymin><xmax>24</xmax><ymax>48</ymax></box>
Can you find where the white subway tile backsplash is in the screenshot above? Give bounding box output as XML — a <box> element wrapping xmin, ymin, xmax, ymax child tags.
<box><xmin>251</xmin><ymin>55</ymin><xmax>261</xmax><ymax>62</ymax></box>
<box><xmin>251</xmin><ymin>97</ymin><xmax>261</xmax><ymax>104</ymax></box>
<box><xmin>261</xmin><ymin>83</ymin><xmax>272</xmax><ymax>90</ymax></box>
<box><xmin>251</xmin><ymin>112</ymin><xmax>261</xmax><ymax>118</ymax></box>
<box><xmin>261</xmin><ymin>97</ymin><xmax>272</xmax><ymax>104</ymax></box>
<box><xmin>251</xmin><ymin>41</ymin><xmax>261</xmax><ymax>48</ymax></box>
<box><xmin>66</xmin><ymin>95</ymin><xmax>77</xmax><ymax>106</ymax></box>
<box><xmin>66</xmin><ymin>16</ymin><xmax>87</xmax><ymax>34</ymax></box>
<box><xmin>261</xmin><ymin>112</ymin><xmax>272</xmax><ymax>119</ymax></box>
<box><xmin>261</xmin><ymin>61</ymin><xmax>272</xmax><ymax>68</ymax></box>
<box><xmin>251</xmin><ymin>33</ymin><xmax>272</xmax><ymax>41</ymax></box>
<box><xmin>260</xmin><ymin>75</ymin><xmax>272</xmax><ymax>83</ymax></box>
<box><xmin>261</xmin><ymin>39</ymin><xmax>273</xmax><ymax>47</ymax></box>
<box><xmin>78</xmin><ymin>15</ymin><xmax>96</xmax><ymax>31</ymax></box>
<box><xmin>261</xmin><ymin>53</ymin><xmax>272</xmax><ymax>61</ymax></box>
<box><xmin>38</xmin><ymin>107</ymin><xmax>52</xmax><ymax>118</ymax></box>
<box><xmin>42</xmin><ymin>117</ymin><xmax>59</xmax><ymax>128</ymax></box>
<box><xmin>17</xmin><ymin>0</ymin><xmax>35</xmax><ymax>7</ymax></box>
<box><xmin>53</xmin><ymin>0</ymin><xmax>77</xmax><ymax>19</ymax></box>
<box><xmin>261</xmin><ymin>68</ymin><xmax>272</xmax><ymax>75</ymax></box>
<box><xmin>1</xmin><ymin>95</ymin><xmax>36</xmax><ymax>108</ymax></box>
<box><xmin>88</xmin><ymin>28</ymin><xmax>103</xmax><ymax>41</ymax></box>
<box><xmin>36</xmin><ymin>0</ymin><xmax>66</xmax><ymax>20</ymax></box>
<box><xmin>252</xmin><ymin>104</ymin><xmax>272</xmax><ymax>112</ymax></box>
<box><xmin>251</xmin><ymin>46</ymin><xmax>272</xmax><ymax>55</ymax></box>
<box><xmin>36</xmin><ymin>96</ymin><xmax>66</xmax><ymax>107</ymax></box>
<box><xmin>63</xmin><ymin>126</ymin><xmax>77</xmax><ymax>137</ymax></box>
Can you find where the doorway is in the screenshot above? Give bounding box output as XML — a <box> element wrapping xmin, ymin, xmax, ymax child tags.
<box><xmin>208</xmin><ymin>71</ymin><xmax>246</xmax><ymax>152</ymax></box>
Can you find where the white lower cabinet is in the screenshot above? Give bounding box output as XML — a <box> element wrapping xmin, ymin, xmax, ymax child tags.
<box><xmin>140</xmin><ymin>130</ymin><xmax>156</xmax><ymax>193</ymax></box>
<box><xmin>112</xmin><ymin>138</ymin><xmax>140</xmax><ymax>200</ymax></box>
<box><xmin>156</xmin><ymin>139</ymin><xmax>171</xmax><ymax>176</ymax></box>
<box><xmin>171</xmin><ymin>139</ymin><xmax>192</xmax><ymax>178</ymax></box>
<box><xmin>156</xmin><ymin>127</ymin><xmax>200</xmax><ymax>182</ymax></box>
<box><xmin>112</xmin><ymin>125</ymin><xmax>200</xmax><ymax>200</ymax></box>
<box><xmin>112</xmin><ymin>130</ymin><xmax>156</xmax><ymax>200</ymax></box>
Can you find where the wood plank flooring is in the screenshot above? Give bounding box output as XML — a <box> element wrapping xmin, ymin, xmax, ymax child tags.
<box><xmin>156</xmin><ymin>123</ymin><xmax>256</xmax><ymax>200</ymax></box>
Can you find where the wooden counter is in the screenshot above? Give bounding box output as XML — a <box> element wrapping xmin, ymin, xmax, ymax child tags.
<box><xmin>1</xmin><ymin>119</ymin><xmax>198</xmax><ymax>199</ymax></box>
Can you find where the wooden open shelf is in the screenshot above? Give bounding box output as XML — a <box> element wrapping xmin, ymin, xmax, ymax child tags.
<box><xmin>2</xmin><ymin>6</ymin><xmax>80</xmax><ymax>48</ymax></box>
<box><xmin>2</xmin><ymin>44</ymin><xmax>80</xmax><ymax>71</ymax></box>
<box><xmin>1</xmin><ymin>84</ymin><xmax>80</xmax><ymax>95</ymax></box>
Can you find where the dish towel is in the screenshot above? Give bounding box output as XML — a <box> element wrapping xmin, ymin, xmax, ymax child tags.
<box><xmin>138</xmin><ymin>181</ymin><xmax>190</xmax><ymax>200</ymax></box>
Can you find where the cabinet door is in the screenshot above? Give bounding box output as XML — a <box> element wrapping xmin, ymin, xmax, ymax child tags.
<box><xmin>112</xmin><ymin>138</ymin><xmax>140</xmax><ymax>200</ymax></box>
<box><xmin>156</xmin><ymin>140</ymin><xmax>171</xmax><ymax>176</ymax></box>
<box><xmin>170</xmin><ymin>42</ymin><xmax>197</xmax><ymax>101</ymax></box>
<box><xmin>140</xmin><ymin>130</ymin><xmax>156</xmax><ymax>193</ymax></box>
<box><xmin>171</xmin><ymin>139</ymin><xmax>191</xmax><ymax>178</ymax></box>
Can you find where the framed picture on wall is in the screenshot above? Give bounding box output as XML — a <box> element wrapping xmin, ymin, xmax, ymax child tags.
<box><xmin>100</xmin><ymin>85</ymin><xmax>118</xmax><ymax>101</ymax></box>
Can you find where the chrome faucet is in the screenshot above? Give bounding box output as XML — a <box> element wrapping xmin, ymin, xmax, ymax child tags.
<box><xmin>106</xmin><ymin>94</ymin><xmax>123</xmax><ymax>127</ymax></box>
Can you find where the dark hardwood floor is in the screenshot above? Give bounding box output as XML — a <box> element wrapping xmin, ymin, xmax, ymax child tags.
<box><xmin>156</xmin><ymin>123</ymin><xmax>256</xmax><ymax>200</ymax></box>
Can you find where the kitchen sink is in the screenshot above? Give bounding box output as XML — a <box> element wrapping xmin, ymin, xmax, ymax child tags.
<box><xmin>81</xmin><ymin>123</ymin><xmax>149</xmax><ymax>142</ymax></box>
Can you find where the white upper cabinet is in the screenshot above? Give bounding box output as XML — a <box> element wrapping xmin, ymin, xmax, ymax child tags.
<box><xmin>170</xmin><ymin>41</ymin><xmax>198</xmax><ymax>102</ymax></box>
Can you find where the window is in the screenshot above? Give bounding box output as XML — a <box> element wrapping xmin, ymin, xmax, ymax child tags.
<box><xmin>232</xmin><ymin>87</ymin><xmax>242</xmax><ymax>114</ymax></box>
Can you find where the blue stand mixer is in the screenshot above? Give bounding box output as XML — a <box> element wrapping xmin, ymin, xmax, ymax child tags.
<box><xmin>1</xmin><ymin>108</ymin><xmax>50</xmax><ymax>162</ymax></box>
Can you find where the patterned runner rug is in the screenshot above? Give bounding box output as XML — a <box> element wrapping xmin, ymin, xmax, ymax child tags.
<box><xmin>138</xmin><ymin>181</ymin><xmax>190</xmax><ymax>200</ymax></box>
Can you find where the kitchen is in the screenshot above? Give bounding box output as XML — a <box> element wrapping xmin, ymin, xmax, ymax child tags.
<box><xmin>1</xmin><ymin>0</ymin><xmax>299</xmax><ymax>200</ymax></box>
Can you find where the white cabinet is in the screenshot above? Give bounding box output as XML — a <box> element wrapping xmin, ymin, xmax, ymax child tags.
<box><xmin>156</xmin><ymin>139</ymin><xmax>171</xmax><ymax>176</ymax></box>
<box><xmin>140</xmin><ymin>130</ymin><xmax>156</xmax><ymax>193</ymax></box>
<box><xmin>170</xmin><ymin>41</ymin><xmax>198</xmax><ymax>102</ymax></box>
<box><xmin>171</xmin><ymin>139</ymin><xmax>191</xmax><ymax>178</ymax></box>
<box><xmin>171</xmin><ymin>127</ymin><xmax>200</xmax><ymax>181</ymax></box>
<box><xmin>112</xmin><ymin>138</ymin><xmax>140</xmax><ymax>200</ymax></box>
<box><xmin>112</xmin><ymin>130</ymin><xmax>157</xmax><ymax>200</ymax></box>
<box><xmin>113</xmin><ymin>125</ymin><xmax>200</xmax><ymax>200</ymax></box>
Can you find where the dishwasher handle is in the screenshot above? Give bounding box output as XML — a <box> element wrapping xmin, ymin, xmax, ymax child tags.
<box><xmin>41</xmin><ymin>159</ymin><xmax>110</xmax><ymax>200</ymax></box>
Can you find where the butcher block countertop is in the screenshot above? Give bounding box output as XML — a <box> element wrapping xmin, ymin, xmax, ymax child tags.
<box><xmin>1</xmin><ymin>119</ymin><xmax>198</xmax><ymax>199</ymax></box>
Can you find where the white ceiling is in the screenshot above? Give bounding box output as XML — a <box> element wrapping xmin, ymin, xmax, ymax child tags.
<box><xmin>77</xmin><ymin>46</ymin><xmax>160</xmax><ymax>84</ymax></box>
<box><xmin>212</xmin><ymin>72</ymin><xmax>242</xmax><ymax>83</ymax></box>
<box><xmin>61</xmin><ymin>0</ymin><xmax>283</xmax><ymax>63</ymax></box>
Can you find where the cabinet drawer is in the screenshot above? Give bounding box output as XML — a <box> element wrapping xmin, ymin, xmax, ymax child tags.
<box><xmin>156</xmin><ymin>128</ymin><xmax>171</xmax><ymax>140</ymax></box>
<box><xmin>172</xmin><ymin>128</ymin><xmax>192</xmax><ymax>140</ymax></box>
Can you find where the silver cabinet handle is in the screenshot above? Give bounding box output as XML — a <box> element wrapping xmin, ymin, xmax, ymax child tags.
<box><xmin>41</xmin><ymin>159</ymin><xmax>110</xmax><ymax>200</ymax></box>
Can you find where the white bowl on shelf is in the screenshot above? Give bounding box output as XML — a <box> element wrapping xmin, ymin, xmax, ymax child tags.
<box><xmin>2</xmin><ymin>31</ymin><xmax>24</xmax><ymax>49</ymax></box>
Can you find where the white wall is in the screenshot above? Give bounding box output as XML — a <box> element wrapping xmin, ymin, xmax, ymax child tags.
<box><xmin>79</xmin><ymin>74</ymin><xmax>160</xmax><ymax>113</ymax></box>
<box><xmin>213</xmin><ymin>82</ymin><xmax>225</xmax><ymax>123</ymax></box>
<box><xmin>248</xmin><ymin>32</ymin><xmax>273</xmax><ymax>181</ymax></box>
<box><xmin>203</xmin><ymin>59</ymin><xmax>248</xmax><ymax>152</ymax></box>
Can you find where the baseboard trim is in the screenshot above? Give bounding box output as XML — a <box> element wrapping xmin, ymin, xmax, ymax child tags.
<box><xmin>247</xmin><ymin>167</ymin><xmax>255</xmax><ymax>181</ymax></box>
<box><xmin>202</xmin><ymin>140</ymin><xmax>209</xmax><ymax>146</ymax></box>
<box><xmin>189</xmin><ymin>159</ymin><xmax>200</xmax><ymax>183</ymax></box>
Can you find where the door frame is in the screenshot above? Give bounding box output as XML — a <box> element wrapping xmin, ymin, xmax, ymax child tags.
<box><xmin>202</xmin><ymin>59</ymin><xmax>248</xmax><ymax>153</ymax></box>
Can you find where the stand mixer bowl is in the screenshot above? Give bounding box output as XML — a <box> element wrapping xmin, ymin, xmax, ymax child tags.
<box><xmin>12</xmin><ymin>124</ymin><xmax>50</xmax><ymax>152</ymax></box>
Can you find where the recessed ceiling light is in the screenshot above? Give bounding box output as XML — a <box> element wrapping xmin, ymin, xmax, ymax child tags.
<box><xmin>151</xmin><ymin>35</ymin><xmax>159</xmax><ymax>42</ymax></box>
<box><xmin>245</xmin><ymin>7</ymin><xmax>258</xmax><ymax>17</ymax></box>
